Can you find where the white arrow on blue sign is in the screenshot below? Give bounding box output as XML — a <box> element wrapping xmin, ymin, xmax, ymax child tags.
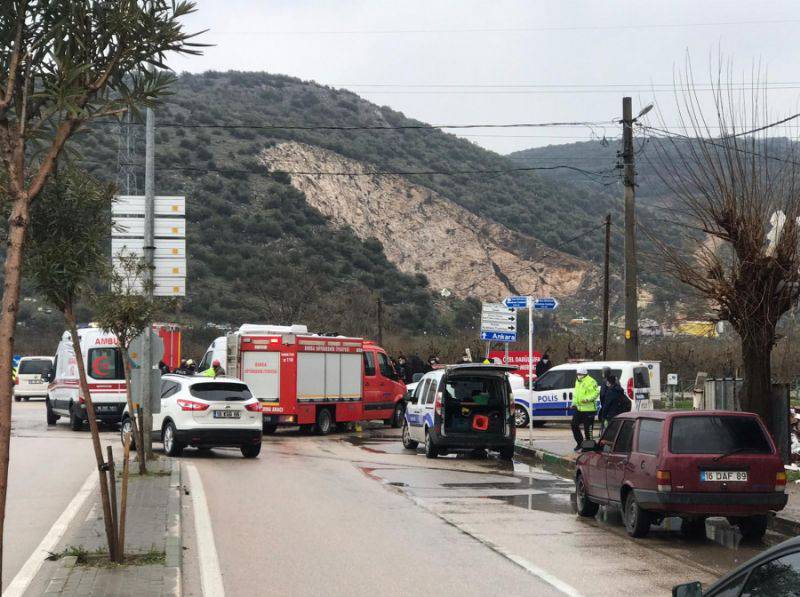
<box><xmin>503</xmin><ymin>296</ymin><xmax>529</xmax><ymax>309</ymax></box>
<box><xmin>532</xmin><ymin>297</ymin><xmax>559</xmax><ymax>310</ymax></box>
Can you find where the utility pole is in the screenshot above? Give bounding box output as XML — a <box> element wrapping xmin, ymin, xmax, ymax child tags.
<box><xmin>376</xmin><ymin>296</ymin><xmax>383</xmax><ymax>345</ymax></box>
<box><xmin>142</xmin><ymin>104</ymin><xmax>155</xmax><ymax>460</ymax></box>
<box><xmin>622</xmin><ymin>97</ymin><xmax>639</xmax><ymax>360</ymax></box>
<box><xmin>602</xmin><ymin>214</ymin><xmax>611</xmax><ymax>359</ymax></box>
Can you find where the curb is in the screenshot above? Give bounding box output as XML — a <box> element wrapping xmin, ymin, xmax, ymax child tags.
<box><xmin>165</xmin><ymin>459</ymin><xmax>183</xmax><ymax>597</ymax></box>
<box><xmin>514</xmin><ymin>441</ymin><xmax>800</xmax><ymax>536</ymax></box>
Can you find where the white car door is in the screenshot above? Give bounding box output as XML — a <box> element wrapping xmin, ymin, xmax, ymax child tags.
<box><xmin>406</xmin><ymin>379</ymin><xmax>429</xmax><ymax>443</ymax></box>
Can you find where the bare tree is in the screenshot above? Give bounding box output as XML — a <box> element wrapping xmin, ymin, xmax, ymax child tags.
<box><xmin>646</xmin><ymin>60</ymin><xmax>800</xmax><ymax>432</ymax></box>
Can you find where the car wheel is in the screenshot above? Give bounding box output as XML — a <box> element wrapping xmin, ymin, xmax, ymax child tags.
<box><xmin>623</xmin><ymin>491</ymin><xmax>651</xmax><ymax>538</ymax></box>
<box><xmin>576</xmin><ymin>474</ymin><xmax>600</xmax><ymax>517</ymax></box>
<box><xmin>315</xmin><ymin>408</ymin><xmax>333</xmax><ymax>435</ymax></box>
<box><xmin>401</xmin><ymin>419</ymin><xmax>419</xmax><ymax>450</ymax></box>
<box><xmin>735</xmin><ymin>515</ymin><xmax>769</xmax><ymax>542</ymax></box>
<box><xmin>514</xmin><ymin>407</ymin><xmax>529</xmax><ymax>428</ymax></box>
<box><xmin>69</xmin><ymin>404</ymin><xmax>83</xmax><ymax>431</ymax></box>
<box><xmin>262</xmin><ymin>424</ymin><xmax>278</xmax><ymax>435</ymax></box>
<box><xmin>498</xmin><ymin>446</ymin><xmax>515</xmax><ymax>461</ymax></box>
<box><xmin>120</xmin><ymin>417</ymin><xmax>137</xmax><ymax>451</ymax></box>
<box><xmin>680</xmin><ymin>517</ymin><xmax>707</xmax><ymax>540</ymax></box>
<box><xmin>45</xmin><ymin>397</ymin><xmax>59</xmax><ymax>425</ymax></box>
<box><xmin>387</xmin><ymin>402</ymin><xmax>404</xmax><ymax>428</ymax></box>
<box><xmin>162</xmin><ymin>422</ymin><xmax>184</xmax><ymax>457</ymax></box>
<box><xmin>424</xmin><ymin>429</ymin><xmax>438</xmax><ymax>459</ymax></box>
<box><xmin>240</xmin><ymin>443</ymin><xmax>261</xmax><ymax>458</ymax></box>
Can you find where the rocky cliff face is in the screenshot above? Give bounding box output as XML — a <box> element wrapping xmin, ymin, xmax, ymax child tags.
<box><xmin>259</xmin><ymin>142</ymin><xmax>591</xmax><ymax>302</ymax></box>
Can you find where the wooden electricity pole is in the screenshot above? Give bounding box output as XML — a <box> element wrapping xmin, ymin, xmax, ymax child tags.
<box><xmin>622</xmin><ymin>97</ymin><xmax>639</xmax><ymax>360</ymax></box>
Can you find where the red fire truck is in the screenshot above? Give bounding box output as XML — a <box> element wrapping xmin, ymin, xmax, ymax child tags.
<box><xmin>202</xmin><ymin>325</ymin><xmax>407</xmax><ymax>434</ymax></box>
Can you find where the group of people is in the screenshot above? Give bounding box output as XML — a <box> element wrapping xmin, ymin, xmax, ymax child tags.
<box><xmin>570</xmin><ymin>367</ymin><xmax>631</xmax><ymax>451</ymax></box>
<box><xmin>166</xmin><ymin>358</ymin><xmax>226</xmax><ymax>378</ymax></box>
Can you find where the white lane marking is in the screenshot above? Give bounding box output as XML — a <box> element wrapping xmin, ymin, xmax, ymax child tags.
<box><xmin>409</xmin><ymin>496</ymin><xmax>583</xmax><ymax>597</ymax></box>
<box><xmin>185</xmin><ymin>464</ymin><xmax>225</xmax><ymax>597</ymax></box>
<box><xmin>4</xmin><ymin>469</ymin><xmax>97</xmax><ymax>597</ymax></box>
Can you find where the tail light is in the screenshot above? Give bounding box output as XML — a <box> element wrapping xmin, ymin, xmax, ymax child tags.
<box><xmin>13</xmin><ymin>376</ymin><xmax>18</xmax><ymax>385</ymax></box>
<box><xmin>245</xmin><ymin>401</ymin><xmax>262</xmax><ymax>413</ymax></box>
<box><xmin>776</xmin><ymin>471</ymin><xmax>787</xmax><ymax>492</ymax></box>
<box><xmin>657</xmin><ymin>470</ymin><xmax>672</xmax><ymax>492</ymax></box>
<box><xmin>435</xmin><ymin>392</ymin><xmax>442</xmax><ymax>416</ymax></box>
<box><xmin>626</xmin><ymin>378</ymin><xmax>634</xmax><ymax>401</ymax></box>
<box><xmin>177</xmin><ymin>398</ymin><xmax>209</xmax><ymax>411</ymax></box>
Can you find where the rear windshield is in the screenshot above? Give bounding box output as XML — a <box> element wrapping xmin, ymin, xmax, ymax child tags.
<box><xmin>189</xmin><ymin>382</ymin><xmax>253</xmax><ymax>402</ymax></box>
<box><xmin>669</xmin><ymin>416</ymin><xmax>772</xmax><ymax>455</ymax></box>
<box><xmin>88</xmin><ymin>348</ymin><xmax>124</xmax><ymax>380</ymax></box>
<box><xmin>633</xmin><ymin>367</ymin><xmax>650</xmax><ymax>388</ymax></box>
<box><xmin>18</xmin><ymin>359</ymin><xmax>52</xmax><ymax>375</ymax></box>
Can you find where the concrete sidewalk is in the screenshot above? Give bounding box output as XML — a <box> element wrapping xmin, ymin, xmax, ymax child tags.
<box><xmin>23</xmin><ymin>458</ymin><xmax>182</xmax><ymax>597</ymax></box>
<box><xmin>514</xmin><ymin>423</ymin><xmax>800</xmax><ymax>535</ymax></box>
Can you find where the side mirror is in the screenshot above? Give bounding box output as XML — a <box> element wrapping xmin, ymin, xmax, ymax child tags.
<box><xmin>672</xmin><ymin>582</ymin><xmax>702</xmax><ymax>597</ymax></box>
<box><xmin>580</xmin><ymin>439</ymin><xmax>599</xmax><ymax>451</ymax></box>
<box><xmin>42</xmin><ymin>371</ymin><xmax>54</xmax><ymax>383</ymax></box>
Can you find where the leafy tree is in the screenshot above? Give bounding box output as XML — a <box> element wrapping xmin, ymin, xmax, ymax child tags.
<box><xmin>0</xmin><ymin>1</ymin><xmax>200</xmax><ymax>578</ymax></box>
<box><xmin>25</xmin><ymin>165</ymin><xmax>120</xmax><ymax>561</ymax></box>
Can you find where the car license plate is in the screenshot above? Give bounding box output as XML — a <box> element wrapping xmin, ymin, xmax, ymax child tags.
<box><xmin>701</xmin><ymin>470</ymin><xmax>748</xmax><ymax>482</ymax></box>
<box><xmin>27</xmin><ymin>380</ymin><xmax>38</xmax><ymax>385</ymax></box>
<box><xmin>213</xmin><ymin>410</ymin><xmax>240</xmax><ymax>419</ymax></box>
<box><xmin>96</xmin><ymin>405</ymin><xmax>114</xmax><ymax>413</ymax></box>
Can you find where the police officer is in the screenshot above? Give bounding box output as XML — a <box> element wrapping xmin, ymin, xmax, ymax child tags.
<box><xmin>571</xmin><ymin>367</ymin><xmax>599</xmax><ymax>451</ymax></box>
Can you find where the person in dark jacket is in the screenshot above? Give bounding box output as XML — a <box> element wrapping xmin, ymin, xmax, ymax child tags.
<box><xmin>535</xmin><ymin>353</ymin><xmax>552</xmax><ymax>377</ymax></box>
<box><xmin>599</xmin><ymin>375</ymin><xmax>629</xmax><ymax>424</ymax></box>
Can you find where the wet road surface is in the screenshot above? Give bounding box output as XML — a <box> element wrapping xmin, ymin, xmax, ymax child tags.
<box><xmin>181</xmin><ymin>426</ymin><xmax>789</xmax><ymax>596</ymax></box>
<box><xmin>5</xmin><ymin>400</ymin><xmax>116</xmax><ymax>592</ymax></box>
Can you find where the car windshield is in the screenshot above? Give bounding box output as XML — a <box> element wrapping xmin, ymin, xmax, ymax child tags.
<box><xmin>189</xmin><ymin>382</ymin><xmax>252</xmax><ymax>401</ymax></box>
<box><xmin>669</xmin><ymin>416</ymin><xmax>772</xmax><ymax>455</ymax></box>
<box><xmin>18</xmin><ymin>359</ymin><xmax>52</xmax><ymax>375</ymax></box>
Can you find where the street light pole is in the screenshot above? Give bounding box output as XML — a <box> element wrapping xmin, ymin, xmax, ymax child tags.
<box><xmin>142</xmin><ymin>104</ymin><xmax>155</xmax><ymax>460</ymax></box>
<box><xmin>622</xmin><ymin>97</ymin><xmax>639</xmax><ymax>361</ymax></box>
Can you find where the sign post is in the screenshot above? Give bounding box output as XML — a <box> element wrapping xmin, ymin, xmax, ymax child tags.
<box><xmin>504</xmin><ymin>296</ymin><xmax>559</xmax><ymax>445</ymax></box>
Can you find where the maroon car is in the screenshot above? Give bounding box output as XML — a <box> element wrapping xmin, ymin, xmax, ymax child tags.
<box><xmin>575</xmin><ymin>410</ymin><xmax>788</xmax><ymax>540</ymax></box>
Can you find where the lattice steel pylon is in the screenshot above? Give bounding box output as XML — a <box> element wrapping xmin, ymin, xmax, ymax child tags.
<box><xmin>116</xmin><ymin>110</ymin><xmax>138</xmax><ymax>195</ymax></box>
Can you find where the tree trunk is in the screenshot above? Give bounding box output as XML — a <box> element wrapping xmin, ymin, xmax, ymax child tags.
<box><xmin>0</xmin><ymin>198</ymin><xmax>29</xmax><ymax>584</ymax></box>
<box><xmin>121</xmin><ymin>351</ymin><xmax>146</xmax><ymax>474</ymax></box>
<box><xmin>739</xmin><ymin>329</ymin><xmax>775</xmax><ymax>433</ymax></box>
<box><xmin>65</xmin><ymin>307</ymin><xmax>118</xmax><ymax>561</ymax></box>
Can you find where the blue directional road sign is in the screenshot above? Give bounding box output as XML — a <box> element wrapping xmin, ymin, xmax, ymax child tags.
<box><xmin>503</xmin><ymin>296</ymin><xmax>529</xmax><ymax>309</ymax></box>
<box><xmin>532</xmin><ymin>297</ymin><xmax>559</xmax><ymax>310</ymax></box>
<box><xmin>480</xmin><ymin>331</ymin><xmax>517</xmax><ymax>342</ymax></box>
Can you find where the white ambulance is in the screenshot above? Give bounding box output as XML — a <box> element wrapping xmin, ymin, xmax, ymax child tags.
<box><xmin>47</xmin><ymin>327</ymin><xmax>128</xmax><ymax>430</ymax></box>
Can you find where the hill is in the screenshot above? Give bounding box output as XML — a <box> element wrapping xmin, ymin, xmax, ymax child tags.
<box><xmin>58</xmin><ymin>71</ymin><xmax>633</xmax><ymax>340</ymax></box>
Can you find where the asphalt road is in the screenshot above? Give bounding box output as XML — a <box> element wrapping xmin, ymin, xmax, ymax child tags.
<box><xmin>180</xmin><ymin>426</ymin><xmax>788</xmax><ymax>597</ymax></box>
<box><xmin>4</xmin><ymin>399</ymin><xmax>117</xmax><ymax>592</ymax></box>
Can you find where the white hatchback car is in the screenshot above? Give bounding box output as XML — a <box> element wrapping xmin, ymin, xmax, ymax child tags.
<box><xmin>121</xmin><ymin>374</ymin><xmax>263</xmax><ymax>458</ymax></box>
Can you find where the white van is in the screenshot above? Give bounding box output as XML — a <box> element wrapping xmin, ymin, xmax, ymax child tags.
<box><xmin>47</xmin><ymin>328</ymin><xmax>128</xmax><ymax>430</ymax></box>
<box><xmin>14</xmin><ymin>356</ymin><xmax>54</xmax><ymax>401</ymax></box>
<box><xmin>513</xmin><ymin>361</ymin><xmax>652</xmax><ymax>427</ymax></box>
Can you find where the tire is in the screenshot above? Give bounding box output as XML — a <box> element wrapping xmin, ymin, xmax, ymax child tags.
<box><xmin>120</xmin><ymin>416</ymin><xmax>137</xmax><ymax>451</ymax></box>
<box><xmin>240</xmin><ymin>443</ymin><xmax>262</xmax><ymax>458</ymax></box>
<box><xmin>387</xmin><ymin>402</ymin><xmax>404</xmax><ymax>428</ymax></box>
<box><xmin>69</xmin><ymin>404</ymin><xmax>83</xmax><ymax>431</ymax></box>
<box><xmin>401</xmin><ymin>419</ymin><xmax>419</xmax><ymax>450</ymax></box>
<box><xmin>424</xmin><ymin>429</ymin><xmax>438</xmax><ymax>459</ymax></box>
<box><xmin>262</xmin><ymin>424</ymin><xmax>278</xmax><ymax>435</ymax></box>
<box><xmin>514</xmin><ymin>406</ymin><xmax>529</xmax><ymax>428</ymax></box>
<box><xmin>680</xmin><ymin>517</ymin><xmax>707</xmax><ymax>540</ymax></box>
<box><xmin>623</xmin><ymin>491</ymin><xmax>652</xmax><ymax>538</ymax></box>
<box><xmin>736</xmin><ymin>515</ymin><xmax>769</xmax><ymax>542</ymax></box>
<box><xmin>45</xmin><ymin>398</ymin><xmax>59</xmax><ymax>425</ymax></box>
<box><xmin>498</xmin><ymin>446</ymin><xmax>515</xmax><ymax>461</ymax></box>
<box><xmin>576</xmin><ymin>474</ymin><xmax>600</xmax><ymax>517</ymax></box>
<box><xmin>315</xmin><ymin>408</ymin><xmax>333</xmax><ymax>435</ymax></box>
<box><xmin>162</xmin><ymin>421</ymin><xmax>184</xmax><ymax>457</ymax></box>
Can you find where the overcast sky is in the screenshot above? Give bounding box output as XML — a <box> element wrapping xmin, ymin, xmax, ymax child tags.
<box><xmin>168</xmin><ymin>0</ymin><xmax>800</xmax><ymax>154</ymax></box>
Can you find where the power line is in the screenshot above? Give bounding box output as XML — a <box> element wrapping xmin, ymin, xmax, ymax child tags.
<box><xmin>331</xmin><ymin>81</ymin><xmax>800</xmax><ymax>89</ymax></box>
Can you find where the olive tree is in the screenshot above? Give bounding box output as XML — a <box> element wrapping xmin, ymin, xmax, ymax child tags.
<box><xmin>0</xmin><ymin>1</ymin><xmax>200</xmax><ymax>577</ymax></box>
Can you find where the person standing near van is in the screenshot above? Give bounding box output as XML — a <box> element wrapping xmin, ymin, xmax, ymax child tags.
<box><xmin>599</xmin><ymin>375</ymin><xmax>629</xmax><ymax>425</ymax></box>
<box><xmin>571</xmin><ymin>367</ymin><xmax>599</xmax><ymax>450</ymax></box>
<box><xmin>202</xmin><ymin>359</ymin><xmax>226</xmax><ymax>378</ymax></box>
